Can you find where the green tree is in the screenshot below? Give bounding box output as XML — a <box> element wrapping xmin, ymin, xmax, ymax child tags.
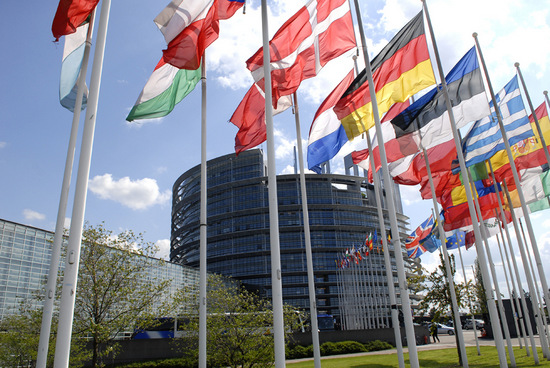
<box><xmin>175</xmin><ymin>274</ymin><xmax>304</xmax><ymax>368</ymax></box>
<box><xmin>472</xmin><ymin>258</ymin><xmax>488</xmax><ymax>315</ymax></box>
<box><xmin>72</xmin><ymin>223</ymin><xmax>172</xmax><ymax>368</ymax></box>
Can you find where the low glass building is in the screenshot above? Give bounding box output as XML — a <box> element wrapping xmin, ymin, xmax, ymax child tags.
<box><xmin>171</xmin><ymin>149</ymin><xmax>419</xmax><ymax>326</ymax></box>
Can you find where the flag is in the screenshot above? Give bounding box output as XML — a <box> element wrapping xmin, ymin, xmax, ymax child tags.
<box><xmin>446</xmin><ymin>230</ymin><xmax>466</xmax><ymax>250</ymax></box>
<box><xmin>529</xmin><ymin>196</ymin><xmax>550</xmax><ymax>213</ymax></box>
<box><xmin>59</xmin><ymin>22</ymin><xmax>89</xmax><ymax>112</ymax></box>
<box><xmin>462</xmin><ymin>75</ymin><xmax>534</xmax><ymax>167</ymax></box>
<box><xmin>229</xmin><ymin>85</ymin><xmax>292</xmax><ymax>154</ymax></box>
<box><xmin>156</xmin><ymin>0</ymin><xmax>244</xmax><ymax>70</ymax></box>
<box><xmin>126</xmin><ymin>59</ymin><xmax>201</xmax><ymax>121</ymax></box>
<box><xmin>232</xmin><ymin>0</ymin><xmax>355</xmax><ymax>155</ymax></box>
<box><xmin>391</xmin><ymin>46</ymin><xmax>490</xmax><ymax>151</ymax></box>
<box><xmin>307</xmin><ymin>70</ymin><xmax>355</xmax><ymax>171</ymax></box>
<box><xmin>405</xmin><ymin>214</ymin><xmax>434</xmax><ymax>257</ymax></box>
<box><xmin>334</xmin><ymin>11</ymin><xmax>435</xmax><ymax>139</ymax></box>
<box><xmin>421</xmin><ymin>234</ymin><xmax>441</xmax><ymax>253</ymax></box>
<box><xmin>246</xmin><ymin>0</ymin><xmax>355</xmax><ymax>108</ymax></box>
<box><xmin>52</xmin><ymin>0</ymin><xmax>100</xmax><ymax>41</ymax></box>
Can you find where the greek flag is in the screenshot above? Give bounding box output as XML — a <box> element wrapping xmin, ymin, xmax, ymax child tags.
<box><xmin>462</xmin><ymin>75</ymin><xmax>533</xmax><ymax>167</ymax></box>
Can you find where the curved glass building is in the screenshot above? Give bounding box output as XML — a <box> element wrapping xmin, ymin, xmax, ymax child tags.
<box><xmin>171</xmin><ymin>149</ymin><xmax>417</xmax><ymax>326</ymax></box>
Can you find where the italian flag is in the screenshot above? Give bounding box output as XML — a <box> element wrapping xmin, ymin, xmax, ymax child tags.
<box><xmin>126</xmin><ymin>58</ymin><xmax>200</xmax><ymax>122</ymax></box>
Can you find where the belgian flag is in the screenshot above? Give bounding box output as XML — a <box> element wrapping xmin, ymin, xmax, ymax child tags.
<box><xmin>334</xmin><ymin>11</ymin><xmax>435</xmax><ymax>140</ymax></box>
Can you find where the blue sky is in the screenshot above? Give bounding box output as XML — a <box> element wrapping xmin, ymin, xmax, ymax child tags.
<box><xmin>1</xmin><ymin>0</ymin><xmax>550</xmax><ymax>298</ymax></box>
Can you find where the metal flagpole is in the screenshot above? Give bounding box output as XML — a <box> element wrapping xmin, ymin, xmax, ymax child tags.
<box><xmin>423</xmin><ymin>150</ymin><xmax>468</xmax><ymax>367</ymax></box>
<box><xmin>502</xmin><ymin>178</ymin><xmax>549</xmax><ymax>360</ymax></box>
<box><xmin>495</xmin><ymin>214</ymin><xmax>530</xmax><ymax>353</ymax></box>
<box><xmin>36</xmin><ymin>12</ymin><xmax>96</xmax><ymax>368</ymax></box>
<box><xmin>516</xmin><ymin>63</ymin><xmax>550</xmax><ymax>165</ymax></box>
<box><xmin>53</xmin><ymin>0</ymin><xmax>111</xmax><ymax>366</ymax></box>
<box><xmin>291</xmin><ymin>92</ymin><xmax>321</xmax><ymax>368</ymax></box>
<box><xmin>260</xmin><ymin>1</ymin><xmax>286</xmax><ymax>366</ymax></box>
<box><xmin>495</xmin><ymin>231</ymin><xmax>524</xmax><ymax>350</ymax></box>
<box><xmin>198</xmin><ymin>56</ymin><xmax>208</xmax><ymax>368</ymax></box>
<box><xmin>456</xmin><ymin>239</ymin><xmax>481</xmax><ymax>355</ymax></box>
<box><xmin>366</xmin><ymin>132</ymin><xmax>405</xmax><ymax>368</ymax></box>
<box><xmin>469</xmin><ymin>172</ymin><xmax>517</xmax><ymax>367</ymax></box>
<box><xmin>474</xmin><ymin>34</ymin><xmax>550</xmax><ymax>358</ymax></box>
<box><xmin>350</xmin><ymin>0</ymin><xmax>419</xmax><ymax>364</ymax></box>
<box><xmin>545</xmin><ymin>91</ymin><xmax>550</xmax><ymax>111</ymax></box>
<box><xmin>421</xmin><ymin>2</ymin><xmax>507</xmax><ymax>364</ymax></box>
<box><xmin>489</xmin><ymin>161</ymin><xmax>539</xmax><ymax>362</ymax></box>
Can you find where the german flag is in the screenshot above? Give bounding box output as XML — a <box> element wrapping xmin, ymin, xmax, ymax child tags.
<box><xmin>334</xmin><ymin>11</ymin><xmax>435</xmax><ymax>140</ymax></box>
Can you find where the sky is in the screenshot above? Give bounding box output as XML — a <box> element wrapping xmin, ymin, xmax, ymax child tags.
<box><xmin>1</xmin><ymin>0</ymin><xmax>550</xmax><ymax>303</ymax></box>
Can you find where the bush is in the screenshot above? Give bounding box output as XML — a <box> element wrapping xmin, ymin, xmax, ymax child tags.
<box><xmin>320</xmin><ymin>341</ymin><xmax>367</xmax><ymax>356</ymax></box>
<box><xmin>108</xmin><ymin>356</ymin><xmax>196</xmax><ymax>368</ymax></box>
<box><xmin>364</xmin><ymin>340</ymin><xmax>394</xmax><ymax>352</ymax></box>
<box><xmin>286</xmin><ymin>344</ymin><xmax>313</xmax><ymax>359</ymax></box>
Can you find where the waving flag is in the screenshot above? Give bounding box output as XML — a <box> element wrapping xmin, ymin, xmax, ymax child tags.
<box><xmin>232</xmin><ymin>0</ymin><xmax>355</xmax><ymax>154</ymax></box>
<box><xmin>334</xmin><ymin>11</ymin><xmax>435</xmax><ymax>139</ymax></box>
<box><xmin>446</xmin><ymin>230</ymin><xmax>466</xmax><ymax>250</ymax></box>
<box><xmin>246</xmin><ymin>0</ymin><xmax>355</xmax><ymax>108</ymax></box>
<box><xmin>405</xmin><ymin>214</ymin><xmax>434</xmax><ymax>258</ymax></box>
<box><xmin>462</xmin><ymin>75</ymin><xmax>534</xmax><ymax>167</ymax></box>
<box><xmin>307</xmin><ymin>70</ymin><xmax>355</xmax><ymax>171</ymax></box>
<box><xmin>157</xmin><ymin>0</ymin><xmax>244</xmax><ymax>70</ymax></box>
<box><xmin>59</xmin><ymin>22</ymin><xmax>89</xmax><ymax>112</ymax></box>
<box><xmin>52</xmin><ymin>0</ymin><xmax>99</xmax><ymax>41</ymax></box>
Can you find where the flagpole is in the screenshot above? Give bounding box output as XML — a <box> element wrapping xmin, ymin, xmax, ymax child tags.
<box><xmin>495</xmin><ymin>230</ymin><xmax>524</xmax><ymax>350</ymax></box>
<box><xmin>36</xmin><ymin>12</ymin><xmax>96</xmax><ymax>368</ymax></box>
<box><xmin>544</xmin><ymin>91</ymin><xmax>550</xmax><ymax>111</ymax></box>
<box><xmin>350</xmin><ymin>0</ymin><xmax>419</xmax><ymax>364</ymax></box>
<box><xmin>291</xmin><ymin>92</ymin><xmax>321</xmax><ymax>368</ymax></box>
<box><xmin>473</xmin><ymin>34</ymin><xmax>550</xmax><ymax>357</ymax></box>
<box><xmin>494</xmin><ymin>213</ymin><xmax>530</xmax><ymax>353</ymax></box>
<box><xmin>53</xmin><ymin>0</ymin><xmax>111</xmax><ymax>366</ymax></box>
<box><xmin>260</xmin><ymin>1</ymin><xmax>286</xmax><ymax>366</ymax></box>
<box><xmin>515</xmin><ymin>63</ymin><xmax>550</xmax><ymax>165</ymax></box>
<box><xmin>422</xmin><ymin>148</ymin><xmax>468</xmax><ymax>367</ymax></box>
<box><xmin>489</xmin><ymin>161</ymin><xmax>539</xmax><ymax>362</ymax></box>
<box><xmin>502</xmin><ymin>177</ymin><xmax>549</xmax><ymax>360</ymax></box>
<box><xmin>468</xmin><ymin>171</ymin><xmax>517</xmax><ymax>368</ymax></box>
<box><xmin>456</xmin><ymin>239</ymin><xmax>481</xmax><ymax>355</ymax></box>
<box><xmin>421</xmin><ymin>2</ymin><xmax>507</xmax><ymax>365</ymax></box>
<box><xmin>198</xmin><ymin>55</ymin><xmax>208</xmax><ymax>368</ymax></box>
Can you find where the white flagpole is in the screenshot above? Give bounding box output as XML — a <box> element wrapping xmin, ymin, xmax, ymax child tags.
<box><xmin>421</xmin><ymin>2</ymin><xmax>507</xmax><ymax>364</ymax></box>
<box><xmin>350</xmin><ymin>0</ymin><xmax>419</xmax><ymax>364</ymax></box>
<box><xmin>489</xmin><ymin>161</ymin><xmax>539</xmax><ymax>362</ymax></box>
<box><xmin>422</xmin><ymin>149</ymin><xmax>469</xmax><ymax>367</ymax></box>
<box><xmin>468</xmin><ymin>172</ymin><xmax>517</xmax><ymax>368</ymax></box>
<box><xmin>291</xmin><ymin>92</ymin><xmax>321</xmax><ymax>368</ymax></box>
<box><xmin>494</xmin><ymin>214</ymin><xmax>530</xmax><ymax>353</ymax></box>
<box><xmin>198</xmin><ymin>56</ymin><xmax>208</xmax><ymax>368</ymax></box>
<box><xmin>36</xmin><ymin>12</ymin><xmax>96</xmax><ymax>368</ymax></box>
<box><xmin>53</xmin><ymin>0</ymin><xmax>111</xmax><ymax>366</ymax></box>
<box><xmin>494</xmin><ymin>230</ymin><xmax>523</xmax><ymax>349</ymax></box>
<box><xmin>515</xmin><ymin>63</ymin><xmax>550</xmax><ymax>165</ymax></box>
<box><xmin>544</xmin><ymin>91</ymin><xmax>550</xmax><ymax>111</ymax></box>
<box><xmin>456</xmin><ymin>240</ymin><xmax>481</xmax><ymax>355</ymax></box>
<box><xmin>260</xmin><ymin>1</ymin><xmax>286</xmax><ymax>366</ymax></box>
<box><xmin>473</xmin><ymin>34</ymin><xmax>550</xmax><ymax>360</ymax></box>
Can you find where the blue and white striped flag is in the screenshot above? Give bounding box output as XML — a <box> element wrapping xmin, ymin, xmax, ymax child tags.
<box><xmin>462</xmin><ymin>75</ymin><xmax>533</xmax><ymax>167</ymax></box>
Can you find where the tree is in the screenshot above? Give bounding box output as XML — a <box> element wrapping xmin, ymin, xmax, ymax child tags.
<box><xmin>175</xmin><ymin>274</ymin><xmax>304</xmax><ymax>368</ymax></box>
<box><xmin>472</xmin><ymin>258</ymin><xmax>488</xmax><ymax>315</ymax></box>
<box><xmin>72</xmin><ymin>223</ymin><xmax>172</xmax><ymax>368</ymax></box>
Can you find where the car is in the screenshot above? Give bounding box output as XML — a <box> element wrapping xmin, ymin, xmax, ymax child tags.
<box><xmin>463</xmin><ymin>319</ymin><xmax>484</xmax><ymax>330</ymax></box>
<box><xmin>437</xmin><ymin>323</ymin><xmax>455</xmax><ymax>335</ymax></box>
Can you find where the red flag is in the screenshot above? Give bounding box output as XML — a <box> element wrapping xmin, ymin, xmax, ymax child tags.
<box><xmin>246</xmin><ymin>0</ymin><xmax>355</xmax><ymax>108</ymax></box>
<box><xmin>51</xmin><ymin>0</ymin><xmax>99</xmax><ymax>41</ymax></box>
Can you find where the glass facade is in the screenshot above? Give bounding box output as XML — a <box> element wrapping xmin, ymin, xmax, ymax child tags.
<box><xmin>0</xmin><ymin>219</ymin><xmax>200</xmax><ymax>319</ymax></box>
<box><xmin>171</xmin><ymin>149</ymin><xmax>418</xmax><ymax>322</ymax></box>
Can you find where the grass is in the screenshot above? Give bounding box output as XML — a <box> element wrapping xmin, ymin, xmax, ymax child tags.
<box><xmin>287</xmin><ymin>346</ymin><xmax>550</xmax><ymax>368</ymax></box>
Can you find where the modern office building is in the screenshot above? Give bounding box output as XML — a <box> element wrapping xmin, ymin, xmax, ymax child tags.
<box><xmin>171</xmin><ymin>149</ymin><xmax>419</xmax><ymax>326</ymax></box>
<box><xmin>0</xmin><ymin>218</ymin><xmax>200</xmax><ymax>319</ymax></box>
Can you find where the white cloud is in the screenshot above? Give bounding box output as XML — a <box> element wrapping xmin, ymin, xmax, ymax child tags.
<box><xmin>399</xmin><ymin>185</ymin><xmax>422</xmax><ymax>206</ymax></box>
<box><xmin>0</xmin><ymin>142</ymin><xmax>6</xmax><ymax>149</ymax></box>
<box><xmin>23</xmin><ymin>209</ymin><xmax>45</xmax><ymax>221</ymax></box>
<box><xmin>88</xmin><ymin>174</ymin><xmax>171</xmax><ymax>210</ymax></box>
<box><xmin>155</xmin><ymin>239</ymin><xmax>171</xmax><ymax>261</ymax></box>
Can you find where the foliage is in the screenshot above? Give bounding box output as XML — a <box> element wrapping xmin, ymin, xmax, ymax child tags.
<box><xmin>174</xmin><ymin>274</ymin><xmax>304</xmax><ymax>368</ymax></box>
<box><xmin>72</xmin><ymin>223</ymin><xmax>172</xmax><ymax>368</ymax></box>
<box><xmin>286</xmin><ymin>340</ymin><xmax>393</xmax><ymax>359</ymax></box>
<box><xmin>107</xmin><ymin>356</ymin><xmax>196</xmax><ymax>368</ymax></box>
<box><xmin>472</xmin><ymin>258</ymin><xmax>489</xmax><ymax>315</ymax></box>
<box><xmin>417</xmin><ymin>252</ymin><xmax>468</xmax><ymax>318</ymax></box>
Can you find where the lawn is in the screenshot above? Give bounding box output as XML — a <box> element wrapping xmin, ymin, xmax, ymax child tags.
<box><xmin>287</xmin><ymin>346</ymin><xmax>550</xmax><ymax>368</ymax></box>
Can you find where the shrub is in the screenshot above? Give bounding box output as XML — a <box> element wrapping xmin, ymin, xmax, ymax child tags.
<box><xmin>286</xmin><ymin>344</ymin><xmax>312</xmax><ymax>359</ymax></box>
<box><xmin>364</xmin><ymin>340</ymin><xmax>394</xmax><ymax>352</ymax></box>
<box><xmin>320</xmin><ymin>341</ymin><xmax>367</xmax><ymax>356</ymax></box>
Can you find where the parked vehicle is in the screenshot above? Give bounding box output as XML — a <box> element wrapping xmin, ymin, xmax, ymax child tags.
<box><xmin>463</xmin><ymin>319</ymin><xmax>484</xmax><ymax>330</ymax></box>
<box><xmin>437</xmin><ymin>323</ymin><xmax>455</xmax><ymax>335</ymax></box>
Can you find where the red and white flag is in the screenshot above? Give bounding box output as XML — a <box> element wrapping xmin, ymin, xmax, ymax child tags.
<box><xmin>52</xmin><ymin>0</ymin><xmax>100</xmax><ymax>41</ymax></box>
